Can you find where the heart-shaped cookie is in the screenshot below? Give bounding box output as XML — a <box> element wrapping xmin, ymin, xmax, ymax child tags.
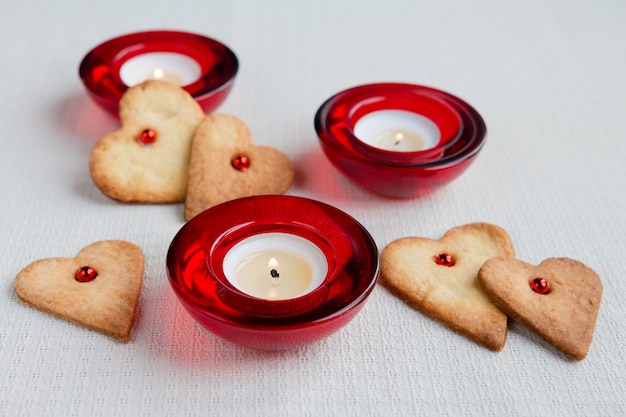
<box><xmin>184</xmin><ymin>114</ymin><xmax>294</xmax><ymax>220</ymax></box>
<box><xmin>478</xmin><ymin>257</ymin><xmax>602</xmax><ymax>360</ymax></box>
<box><xmin>14</xmin><ymin>240</ymin><xmax>144</xmax><ymax>342</ymax></box>
<box><xmin>380</xmin><ymin>223</ymin><xmax>515</xmax><ymax>351</ymax></box>
<box><xmin>89</xmin><ymin>80</ymin><xmax>205</xmax><ymax>203</ymax></box>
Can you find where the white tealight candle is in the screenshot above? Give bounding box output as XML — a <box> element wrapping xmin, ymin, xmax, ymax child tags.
<box><xmin>222</xmin><ymin>233</ymin><xmax>328</xmax><ymax>300</ymax></box>
<box><xmin>119</xmin><ymin>52</ymin><xmax>202</xmax><ymax>86</ymax></box>
<box><xmin>353</xmin><ymin>110</ymin><xmax>441</xmax><ymax>152</ymax></box>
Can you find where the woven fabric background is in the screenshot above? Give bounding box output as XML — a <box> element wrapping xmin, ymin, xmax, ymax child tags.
<box><xmin>1</xmin><ymin>0</ymin><xmax>625</xmax><ymax>415</ymax></box>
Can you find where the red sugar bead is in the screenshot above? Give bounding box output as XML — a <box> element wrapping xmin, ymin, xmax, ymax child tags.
<box><xmin>530</xmin><ymin>277</ymin><xmax>550</xmax><ymax>294</ymax></box>
<box><xmin>434</xmin><ymin>253</ymin><xmax>455</xmax><ymax>267</ymax></box>
<box><xmin>75</xmin><ymin>266</ymin><xmax>98</xmax><ymax>283</ymax></box>
<box><xmin>232</xmin><ymin>155</ymin><xmax>251</xmax><ymax>171</ymax></box>
<box><xmin>139</xmin><ymin>128</ymin><xmax>157</xmax><ymax>144</ymax></box>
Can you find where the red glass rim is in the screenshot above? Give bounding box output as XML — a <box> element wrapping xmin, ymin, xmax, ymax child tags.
<box><xmin>208</xmin><ymin>223</ymin><xmax>337</xmax><ymax>317</ymax></box>
<box><xmin>166</xmin><ymin>195</ymin><xmax>379</xmax><ymax>322</ymax></box>
<box><xmin>79</xmin><ymin>30</ymin><xmax>238</xmax><ymax>112</ymax></box>
<box><xmin>345</xmin><ymin>88</ymin><xmax>463</xmax><ymax>161</ymax></box>
<box><xmin>314</xmin><ymin>83</ymin><xmax>486</xmax><ymax>167</ymax></box>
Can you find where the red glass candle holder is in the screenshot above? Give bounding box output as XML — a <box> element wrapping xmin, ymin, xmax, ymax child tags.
<box><xmin>166</xmin><ymin>195</ymin><xmax>379</xmax><ymax>350</ymax></box>
<box><xmin>314</xmin><ymin>83</ymin><xmax>486</xmax><ymax>198</ymax></box>
<box><xmin>79</xmin><ymin>30</ymin><xmax>239</xmax><ymax>118</ymax></box>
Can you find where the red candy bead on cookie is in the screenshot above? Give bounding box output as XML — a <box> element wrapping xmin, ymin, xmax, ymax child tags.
<box><xmin>530</xmin><ymin>277</ymin><xmax>550</xmax><ymax>294</ymax></box>
<box><xmin>231</xmin><ymin>155</ymin><xmax>251</xmax><ymax>171</ymax></box>
<box><xmin>139</xmin><ymin>128</ymin><xmax>157</xmax><ymax>144</ymax></box>
<box><xmin>434</xmin><ymin>253</ymin><xmax>455</xmax><ymax>267</ymax></box>
<box><xmin>75</xmin><ymin>266</ymin><xmax>98</xmax><ymax>282</ymax></box>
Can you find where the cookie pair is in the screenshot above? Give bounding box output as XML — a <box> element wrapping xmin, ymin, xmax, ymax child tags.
<box><xmin>380</xmin><ymin>223</ymin><xmax>602</xmax><ymax>360</ymax></box>
<box><xmin>89</xmin><ymin>80</ymin><xmax>294</xmax><ymax>220</ymax></box>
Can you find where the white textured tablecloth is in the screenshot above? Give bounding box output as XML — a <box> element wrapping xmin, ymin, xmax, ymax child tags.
<box><xmin>1</xmin><ymin>0</ymin><xmax>625</xmax><ymax>415</ymax></box>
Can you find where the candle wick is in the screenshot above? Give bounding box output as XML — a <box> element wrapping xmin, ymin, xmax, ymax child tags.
<box><xmin>394</xmin><ymin>132</ymin><xmax>404</xmax><ymax>146</ymax></box>
<box><xmin>270</xmin><ymin>269</ymin><xmax>280</xmax><ymax>279</ymax></box>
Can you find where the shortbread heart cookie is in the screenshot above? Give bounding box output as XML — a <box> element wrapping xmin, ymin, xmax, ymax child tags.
<box><xmin>478</xmin><ymin>257</ymin><xmax>602</xmax><ymax>360</ymax></box>
<box><xmin>184</xmin><ymin>114</ymin><xmax>294</xmax><ymax>220</ymax></box>
<box><xmin>90</xmin><ymin>80</ymin><xmax>205</xmax><ymax>203</ymax></box>
<box><xmin>14</xmin><ymin>240</ymin><xmax>144</xmax><ymax>342</ymax></box>
<box><xmin>380</xmin><ymin>223</ymin><xmax>515</xmax><ymax>351</ymax></box>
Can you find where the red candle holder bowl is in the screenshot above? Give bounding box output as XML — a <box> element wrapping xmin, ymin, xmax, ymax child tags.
<box><xmin>166</xmin><ymin>195</ymin><xmax>379</xmax><ymax>350</ymax></box>
<box><xmin>314</xmin><ymin>83</ymin><xmax>486</xmax><ymax>198</ymax></box>
<box><xmin>79</xmin><ymin>30</ymin><xmax>239</xmax><ymax>118</ymax></box>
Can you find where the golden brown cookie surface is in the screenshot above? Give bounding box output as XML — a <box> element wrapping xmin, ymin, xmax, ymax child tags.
<box><xmin>14</xmin><ymin>240</ymin><xmax>144</xmax><ymax>342</ymax></box>
<box><xmin>380</xmin><ymin>223</ymin><xmax>515</xmax><ymax>351</ymax></box>
<box><xmin>89</xmin><ymin>80</ymin><xmax>205</xmax><ymax>203</ymax></box>
<box><xmin>184</xmin><ymin>113</ymin><xmax>294</xmax><ymax>220</ymax></box>
<box><xmin>478</xmin><ymin>257</ymin><xmax>602</xmax><ymax>360</ymax></box>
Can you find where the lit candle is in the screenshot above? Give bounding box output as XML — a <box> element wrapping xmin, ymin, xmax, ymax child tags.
<box><xmin>353</xmin><ymin>109</ymin><xmax>441</xmax><ymax>152</ymax></box>
<box><xmin>222</xmin><ymin>233</ymin><xmax>328</xmax><ymax>300</ymax></box>
<box><xmin>119</xmin><ymin>52</ymin><xmax>202</xmax><ymax>87</ymax></box>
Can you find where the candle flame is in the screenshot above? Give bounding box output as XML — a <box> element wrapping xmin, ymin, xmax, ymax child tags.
<box><xmin>153</xmin><ymin>68</ymin><xmax>165</xmax><ymax>80</ymax></box>
<box><xmin>268</xmin><ymin>258</ymin><xmax>278</xmax><ymax>269</ymax></box>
